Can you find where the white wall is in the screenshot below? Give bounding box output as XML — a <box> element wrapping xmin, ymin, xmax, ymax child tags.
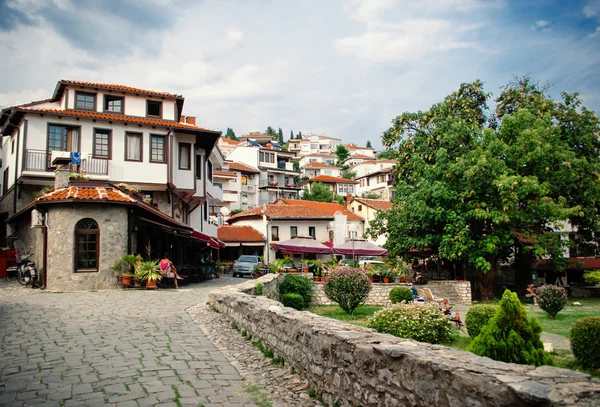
<box><xmin>173</xmin><ymin>133</ymin><xmax>196</xmax><ymax>190</ymax></box>
<box><xmin>228</xmin><ymin>146</ymin><xmax>259</xmax><ymax>169</ymax></box>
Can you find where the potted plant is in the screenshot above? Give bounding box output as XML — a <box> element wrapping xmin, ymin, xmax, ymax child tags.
<box><xmin>381</xmin><ymin>269</ymin><xmax>393</xmax><ymax>284</ymax></box>
<box><xmin>112</xmin><ymin>254</ymin><xmax>139</xmax><ymax>287</ymax></box>
<box><xmin>135</xmin><ymin>260</ymin><xmax>162</xmax><ymax>289</ymax></box>
<box><xmin>365</xmin><ymin>267</ymin><xmax>377</xmax><ymax>283</ymax></box>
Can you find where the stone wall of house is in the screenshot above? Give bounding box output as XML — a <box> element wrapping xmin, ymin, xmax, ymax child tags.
<box><xmin>46</xmin><ymin>205</ymin><xmax>128</xmax><ymax>291</ymax></box>
<box><xmin>311</xmin><ymin>280</ymin><xmax>472</xmax><ymax>306</ymax></box>
<box><xmin>15</xmin><ymin>218</ymin><xmax>44</xmax><ymax>277</ymax></box>
<box><xmin>570</xmin><ymin>286</ymin><xmax>600</xmax><ymax>298</ymax></box>
<box><xmin>209</xmin><ymin>279</ymin><xmax>600</xmax><ymax>407</ymax></box>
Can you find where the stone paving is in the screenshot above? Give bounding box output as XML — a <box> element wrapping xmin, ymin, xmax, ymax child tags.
<box><xmin>0</xmin><ymin>276</ymin><xmax>256</xmax><ymax>407</ymax></box>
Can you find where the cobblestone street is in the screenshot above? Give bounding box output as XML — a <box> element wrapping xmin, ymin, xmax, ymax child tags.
<box><xmin>0</xmin><ymin>277</ymin><xmax>255</xmax><ymax>407</ymax></box>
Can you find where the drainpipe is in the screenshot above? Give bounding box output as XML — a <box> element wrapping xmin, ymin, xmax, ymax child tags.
<box><xmin>37</xmin><ymin>208</ymin><xmax>48</xmax><ymax>290</ymax></box>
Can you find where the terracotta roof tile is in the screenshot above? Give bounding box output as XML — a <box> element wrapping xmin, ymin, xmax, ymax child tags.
<box><xmin>303</xmin><ymin>153</ymin><xmax>336</xmax><ymax>158</ymax></box>
<box><xmin>309</xmin><ymin>175</ymin><xmax>359</xmax><ymax>184</ymax></box>
<box><xmin>218</xmin><ymin>225</ymin><xmax>265</xmax><ymax>242</ymax></box>
<box><xmin>277</xmin><ymin>199</ymin><xmax>363</xmax><ymax>221</ymax></box>
<box><xmin>60</xmin><ymin>80</ymin><xmax>183</xmax><ymax>98</ymax></box>
<box><xmin>303</xmin><ymin>162</ymin><xmax>338</xmax><ymax>169</ymax></box>
<box><xmin>344</xmin><ymin>144</ymin><xmax>373</xmax><ymax>150</ymax></box>
<box><xmin>352</xmin><ymin>198</ymin><xmax>392</xmax><ymax>211</ymax></box>
<box><xmin>228</xmin><ymin>202</ymin><xmax>334</xmax><ymax>221</ymax></box>
<box><xmin>348</xmin><ymin>154</ymin><xmax>376</xmax><ymax>160</ymax></box>
<box><xmin>38</xmin><ymin>186</ymin><xmax>136</xmax><ymax>202</ymax></box>
<box><xmin>226</xmin><ymin>162</ymin><xmax>260</xmax><ymax>173</ymax></box>
<box><xmin>219</xmin><ymin>137</ymin><xmax>240</xmax><ymax>145</ymax></box>
<box><xmin>16</xmin><ymin>107</ymin><xmax>217</xmax><ymax>132</ymax></box>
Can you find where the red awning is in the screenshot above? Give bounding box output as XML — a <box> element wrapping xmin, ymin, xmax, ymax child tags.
<box><xmin>209</xmin><ymin>238</ymin><xmax>219</xmax><ymax>249</ymax></box>
<box><xmin>217</xmin><ymin>239</ymin><xmax>226</xmax><ymax>248</ymax></box>
<box><xmin>192</xmin><ymin>230</ymin><xmax>212</xmax><ymax>243</ymax></box>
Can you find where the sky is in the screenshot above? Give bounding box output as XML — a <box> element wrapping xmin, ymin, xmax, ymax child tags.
<box><xmin>0</xmin><ymin>0</ymin><xmax>599</xmax><ymax>150</ymax></box>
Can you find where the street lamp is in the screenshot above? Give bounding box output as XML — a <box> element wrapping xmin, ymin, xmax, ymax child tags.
<box><xmin>348</xmin><ymin>223</ymin><xmax>357</xmax><ymax>262</ymax></box>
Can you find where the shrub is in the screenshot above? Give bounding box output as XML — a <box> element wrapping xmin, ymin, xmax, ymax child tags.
<box><xmin>278</xmin><ymin>274</ymin><xmax>313</xmax><ymax>307</ymax></box>
<box><xmin>389</xmin><ymin>286</ymin><xmax>413</xmax><ymax>304</ymax></box>
<box><xmin>254</xmin><ymin>281</ymin><xmax>263</xmax><ymax>296</ymax></box>
<box><xmin>583</xmin><ymin>270</ymin><xmax>600</xmax><ymax>285</ymax></box>
<box><xmin>367</xmin><ymin>303</ymin><xmax>451</xmax><ymax>344</ymax></box>
<box><xmin>467</xmin><ymin>290</ymin><xmax>553</xmax><ymax>366</ymax></box>
<box><xmin>324</xmin><ymin>267</ymin><xmax>372</xmax><ymax>315</ymax></box>
<box><xmin>536</xmin><ymin>284</ymin><xmax>568</xmax><ymax>318</ymax></box>
<box><xmin>465</xmin><ymin>304</ymin><xmax>498</xmax><ymax>339</ymax></box>
<box><xmin>571</xmin><ymin>316</ymin><xmax>600</xmax><ymax>368</ymax></box>
<box><xmin>281</xmin><ymin>293</ymin><xmax>305</xmax><ymax>310</ymax></box>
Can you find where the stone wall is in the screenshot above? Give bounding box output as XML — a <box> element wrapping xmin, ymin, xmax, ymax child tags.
<box><xmin>311</xmin><ymin>280</ymin><xmax>472</xmax><ymax>306</ymax></box>
<box><xmin>46</xmin><ymin>205</ymin><xmax>128</xmax><ymax>291</ymax></box>
<box><xmin>209</xmin><ymin>279</ymin><xmax>600</xmax><ymax>407</ymax></box>
<box><xmin>570</xmin><ymin>286</ymin><xmax>600</xmax><ymax>298</ymax></box>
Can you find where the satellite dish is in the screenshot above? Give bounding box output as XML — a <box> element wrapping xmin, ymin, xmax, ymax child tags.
<box><xmin>220</xmin><ymin>207</ymin><xmax>230</xmax><ymax>216</ymax></box>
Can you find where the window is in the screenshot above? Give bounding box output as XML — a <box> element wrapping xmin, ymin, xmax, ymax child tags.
<box><xmin>104</xmin><ymin>95</ymin><xmax>124</xmax><ymax>113</ymax></box>
<box><xmin>75</xmin><ymin>218</ymin><xmax>99</xmax><ymax>272</ymax></box>
<box><xmin>348</xmin><ymin>186</ymin><xmax>354</xmax><ymax>193</ymax></box>
<box><xmin>195</xmin><ymin>155</ymin><xmax>202</xmax><ymax>179</ymax></box>
<box><xmin>92</xmin><ymin>129</ymin><xmax>111</xmax><ymax>159</ymax></box>
<box><xmin>3</xmin><ymin>168</ymin><xmax>9</xmax><ymax>195</ymax></box>
<box><xmin>260</xmin><ymin>152</ymin><xmax>264</xmax><ymax>162</ymax></box>
<box><xmin>309</xmin><ymin>227</ymin><xmax>316</xmax><ymax>238</ymax></box>
<box><xmin>272</xmin><ymin>226</ymin><xmax>279</xmax><ymax>241</ymax></box>
<box><xmin>310</xmin><ymin>143</ymin><xmax>318</xmax><ymax>150</ymax></box>
<box><xmin>309</xmin><ymin>158</ymin><xmax>317</xmax><ymax>162</ymax></box>
<box><xmin>147</xmin><ymin>100</ymin><xmax>162</xmax><ymax>117</ymax></box>
<box><xmin>125</xmin><ymin>132</ymin><xmax>142</xmax><ymax>161</ymax></box>
<box><xmin>75</xmin><ymin>92</ymin><xmax>96</xmax><ymax>110</ymax></box>
<box><xmin>179</xmin><ymin>143</ymin><xmax>191</xmax><ymax>170</ymax></box>
<box><xmin>324</xmin><ymin>170</ymin><xmax>331</xmax><ymax>175</ymax></box>
<box><xmin>290</xmin><ymin>226</ymin><xmax>297</xmax><ymax>238</ymax></box>
<box><xmin>48</xmin><ymin>125</ymin><xmax>80</xmax><ymax>168</ymax></box>
<box><xmin>241</xmin><ymin>175</ymin><xmax>247</xmax><ymax>184</ymax></box>
<box><xmin>150</xmin><ymin>135</ymin><xmax>166</xmax><ymax>163</ymax></box>
<box><xmin>207</xmin><ymin>159</ymin><xmax>213</xmax><ymax>182</ymax></box>
<box><xmin>11</xmin><ymin>139</ymin><xmax>14</xmax><ymax>155</ymax></box>
<box><xmin>358</xmin><ymin>204</ymin><xmax>363</xmax><ymax>212</ymax></box>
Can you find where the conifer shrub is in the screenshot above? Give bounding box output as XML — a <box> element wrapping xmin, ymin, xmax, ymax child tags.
<box><xmin>389</xmin><ymin>286</ymin><xmax>413</xmax><ymax>304</ymax></box>
<box><xmin>281</xmin><ymin>293</ymin><xmax>306</xmax><ymax>310</ymax></box>
<box><xmin>465</xmin><ymin>304</ymin><xmax>498</xmax><ymax>338</ymax></box>
<box><xmin>324</xmin><ymin>266</ymin><xmax>371</xmax><ymax>315</ymax></box>
<box><xmin>278</xmin><ymin>274</ymin><xmax>313</xmax><ymax>307</ymax></box>
<box><xmin>536</xmin><ymin>284</ymin><xmax>568</xmax><ymax>318</ymax></box>
<box><xmin>467</xmin><ymin>290</ymin><xmax>553</xmax><ymax>366</ymax></box>
<box><xmin>368</xmin><ymin>303</ymin><xmax>451</xmax><ymax>344</ymax></box>
<box><xmin>571</xmin><ymin>316</ymin><xmax>600</xmax><ymax>368</ymax></box>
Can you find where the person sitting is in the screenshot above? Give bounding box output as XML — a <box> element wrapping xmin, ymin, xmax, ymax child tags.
<box><xmin>411</xmin><ymin>286</ymin><xmax>425</xmax><ymax>303</ymax></box>
<box><xmin>525</xmin><ymin>285</ymin><xmax>538</xmax><ymax>305</ymax></box>
<box><xmin>159</xmin><ymin>253</ymin><xmax>184</xmax><ymax>289</ymax></box>
<box><xmin>450</xmin><ymin>311</ymin><xmax>464</xmax><ymax>329</ymax></box>
<box><xmin>439</xmin><ymin>298</ymin><xmax>452</xmax><ymax>315</ymax></box>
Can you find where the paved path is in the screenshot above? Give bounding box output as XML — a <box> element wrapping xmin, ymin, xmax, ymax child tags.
<box><xmin>0</xmin><ymin>277</ymin><xmax>255</xmax><ymax>407</ymax></box>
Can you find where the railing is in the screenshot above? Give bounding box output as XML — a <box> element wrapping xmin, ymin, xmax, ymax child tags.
<box><xmin>81</xmin><ymin>157</ymin><xmax>109</xmax><ymax>175</ymax></box>
<box><xmin>241</xmin><ymin>184</ymin><xmax>256</xmax><ymax>193</ymax></box>
<box><xmin>259</xmin><ymin>179</ymin><xmax>301</xmax><ymax>189</ymax></box>
<box><xmin>25</xmin><ymin>149</ymin><xmax>50</xmax><ymax>171</ymax></box>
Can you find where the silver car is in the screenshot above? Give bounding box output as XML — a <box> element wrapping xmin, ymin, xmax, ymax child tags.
<box><xmin>232</xmin><ymin>255</ymin><xmax>262</xmax><ymax>278</ymax></box>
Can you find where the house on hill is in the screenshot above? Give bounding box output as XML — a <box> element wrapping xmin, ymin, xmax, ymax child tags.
<box><xmin>346</xmin><ymin>197</ymin><xmax>392</xmax><ymax>246</ymax></box>
<box><xmin>301</xmin><ymin>175</ymin><xmax>358</xmax><ymax>200</ymax></box>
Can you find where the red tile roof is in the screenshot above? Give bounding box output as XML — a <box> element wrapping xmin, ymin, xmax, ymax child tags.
<box><xmin>309</xmin><ymin>175</ymin><xmax>359</xmax><ymax>184</ymax></box>
<box><xmin>219</xmin><ymin>137</ymin><xmax>240</xmax><ymax>145</ymax></box>
<box><xmin>344</xmin><ymin>144</ymin><xmax>373</xmax><ymax>150</ymax></box>
<box><xmin>38</xmin><ymin>186</ymin><xmax>136</xmax><ymax>202</ymax></box>
<box><xmin>303</xmin><ymin>162</ymin><xmax>339</xmax><ymax>169</ymax></box>
<box><xmin>226</xmin><ymin>162</ymin><xmax>260</xmax><ymax>173</ymax></box>
<box><xmin>348</xmin><ymin>154</ymin><xmax>376</xmax><ymax>160</ymax></box>
<box><xmin>213</xmin><ymin>170</ymin><xmax>237</xmax><ymax>178</ymax></box>
<box><xmin>228</xmin><ymin>202</ymin><xmax>334</xmax><ymax>222</ymax></box>
<box><xmin>277</xmin><ymin>199</ymin><xmax>363</xmax><ymax>221</ymax></box>
<box><xmin>16</xmin><ymin>107</ymin><xmax>218</xmax><ymax>132</ymax></box>
<box><xmin>355</xmin><ymin>167</ymin><xmax>392</xmax><ymax>179</ymax></box>
<box><xmin>59</xmin><ymin>80</ymin><xmax>183</xmax><ymax>99</ymax></box>
<box><xmin>218</xmin><ymin>225</ymin><xmax>265</xmax><ymax>242</ymax></box>
<box><xmin>352</xmin><ymin>198</ymin><xmax>392</xmax><ymax>211</ymax></box>
<box><xmin>303</xmin><ymin>153</ymin><xmax>336</xmax><ymax>158</ymax></box>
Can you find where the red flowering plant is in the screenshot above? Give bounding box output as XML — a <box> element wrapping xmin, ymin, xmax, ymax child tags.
<box><xmin>323</xmin><ymin>266</ymin><xmax>372</xmax><ymax>315</ymax></box>
<box><xmin>536</xmin><ymin>284</ymin><xmax>568</xmax><ymax>319</ymax></box>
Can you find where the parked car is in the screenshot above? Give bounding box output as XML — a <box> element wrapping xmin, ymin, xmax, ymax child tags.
<box><xmin>339</xmin><ymin>258</ymin><xmax>358</xmax><ymax>267</ymax></box>
<box><xmin>232</xmin><ymin>255</ymin><xmax>262</xmax><ymax>278</ymax></box>
<box><xmin>358</xmin><ymin>259</ymin><xmax>386</xmax><ymax>269</ymax></box>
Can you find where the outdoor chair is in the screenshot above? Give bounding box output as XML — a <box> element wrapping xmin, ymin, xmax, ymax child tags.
<box><xmin>423</xmin><ymin>288</ymin><xmax>441</xmax><ymax>302</ymax></box>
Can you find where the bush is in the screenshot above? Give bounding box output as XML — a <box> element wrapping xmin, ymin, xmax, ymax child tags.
<box><xmin>324</xmin><ymin>267</ymin><xmax>371</xmax><ymax>315</ymax></box>
<box><xmin>254</xmin><ymin>281</ymin><xmax>263</xmax><ymax>296</ymax></box>
<box><xmin>536</xmin><ymin>284</ymin><xmax>568</xmax><ymax>318</ymax></box>
<box><xmin>389</xmin><ymin>286</ymin><xmax>413</xmax><ymax>304</ymax></box>
<box><xmin>278</xmin><ymin>274</ymin><xmax>313</xmax><ymax>308</ymax></box>
<box><xmin>583</xmin><ymin>270</ymin><xmax>600</xmax><ymax>284</ymax></box>
<box><xmin>571</xmin><ymin>316</ymin><xmax>600</xmax><ymax>368</ymax></box>
<box><xmin>467</xmin><ymin>290</ymin><xmax>553</xmax><ymax>366</ymax></box>
<box><xmin>281</xmin><ymin>293</ymin><xmax>305</xmax><ymax>310</ymax></box>
<box><xmin>465</xmin><ymin>304</ymin><xmax>498</xmax><ymax>339</ymax></box>
<box><xmin>367</xmin><ymin>303</ymin><xmax>451</xmax><ymax>344</ymax></box>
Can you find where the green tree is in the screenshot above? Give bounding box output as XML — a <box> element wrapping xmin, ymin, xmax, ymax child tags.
<box><xmin>367</xmin><ymin>78</ymin><xmax>596</xmax><ymax>299</ymax></box>
<box><xmin>265</xmin><ymin>126</ymin><xmax>276</xmax><ymax>137</ymax></box>
<box><xmin>298</xmin><ymin>131</ymin><xmax>303</xmax><ymax>139</ymax></box>
<box><xmin>362</xmin><ymin>192</ymin><xmax>381</xmax><ymax>199</ymax></box>
<box><xmin>302</xmin><ymin>182</ymin><xmax>333</xmax><ymax>203</ymax></box>
<box><xmin>377</xmin><ymin>149</ymin><xmax>397</xmax><ymax>160</ymax></box>
<box><xmin>341</xmin><ymin>168</ymin><xmax>357</xmax><ymax>180</ymax></box>
<box><xmin>335</xmin><ymin>145</ymin><xmax>350</xmax><ymax>165</ymax></box>
<box><xmin>277</xmin><ymin>128</ymin><xmax>284</xmax><ymax>145</ymax></box>
<box><xmin>366</xmin><ymin>140</ymin><xmax>372</xmax><ymax>148</ymax></box>
<box><xmin>290</xmin><ymin>130</ymin><xmax>294</xmax><ymax>141</ymax></box>
<box><xmin>225</xmin><ymin>128</ymin><xmax>237</xmax><ymax>140</ymax></box>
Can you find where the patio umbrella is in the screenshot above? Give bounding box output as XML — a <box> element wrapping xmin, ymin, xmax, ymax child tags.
<box><xmin>332</xmin><ymin>239</ymin><xmax>388</xmax><ymax>257</ymax></box>
<box><xmin>271</xmin><ymin>236</ymin><xmax>332</xmax><ymax>270</ymax></box>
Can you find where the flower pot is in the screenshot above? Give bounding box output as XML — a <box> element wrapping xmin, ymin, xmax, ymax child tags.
<box><xmin>383</xmin><ymin>277</ymin><xmax>390</xmax><ymax>284</ymax></box>
<box><xmin>146</xmin><ymin>280</ymin><xmax>157</xmax><ymax>289</ymax></box>
<box><xmin>289</xmin><ymin>269</ymin><xmax>297</xmax><ymax>273</ymax></box>
<box><xmin>215</xmin><ymin>273</ymin><xmax>221</xmax><ymax>279</ymax></box>
<box><xmin>303</xmin><ymin>267</ymin><xmax>309</xmax><ymax>273</ymax></box>
<box><xmin>121</xmin><ymin>274</ymin><xmax>133</xmax><ymax>287</ymax></box>
<box><xmin>369</xmin><ymin>277</ymin><xmax>375</xmax><ymax>283</ymax></box>
<box><xmin>394</xmin><ymin>277</ymin><xmax>401</xmax><ymax>284</ymax></box>
<box><xmin>400</xmin><ymin>277</ymin><xmax>408</xmax><ymax>283</ymax></box>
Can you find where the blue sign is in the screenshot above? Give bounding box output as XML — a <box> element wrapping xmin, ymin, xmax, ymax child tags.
<box><xmin>70</xmin><ymin>152</ymin><xmax>81</xmax><ymax>165</ymax></box>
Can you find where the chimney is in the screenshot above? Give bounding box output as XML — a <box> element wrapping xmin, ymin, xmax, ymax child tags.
<box><xmin>180</xmin><ymin>115</ymin><xmax>185</xmax><ymax>123</ymax></box>
<box><xmin>54</xmin><ymin>165</ymin><xmax>70</xmax><ymax>189</ymax></box>
<box><xmin>186</xmin><ymin>116</ymin><xmax>196</xmax><ymax>126</ymax></box>
<box><xmin>345</xmin><ymin>193</ymin><xmax>352</xmax><ymax>208</ymax></box>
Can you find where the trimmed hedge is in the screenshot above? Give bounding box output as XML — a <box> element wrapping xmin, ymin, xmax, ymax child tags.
<box><xmin>389</xmin><ymin>286</ymin><xmax>413</xmax><ymax>304</ymax></box>
<box><xmin>278</xmin><ymin>274</ymin><xmax>313</xmax><ymax>308</ymax></box>
<box><xmin>281</xmin><ymin>293</ymin><xmax>306</xmax><ymax>310</ymax></box>
<box><xmin>536</xmin><ymin>284</ymin><xmax>568</xmax><ymax>318</ymax></box>
<box><xmin>571</xmin><ymin>316</ymin><xmax>600</xmax><ymax>368</ymax></box>
<box><xmin>465</xmin><ymin>304</ymin><xmax>498</xmax><ymax>339</ymax></box>
<box><xmin>324</xmin><ymin>267</ymin><xmax>372</xmax><ymax>315</ymax></box>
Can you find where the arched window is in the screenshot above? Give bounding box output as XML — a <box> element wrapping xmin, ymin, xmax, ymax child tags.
<box><xmin>75</xmin><ymin>218</ymin><xmax>99</xmax><ymax>272</ymax></box>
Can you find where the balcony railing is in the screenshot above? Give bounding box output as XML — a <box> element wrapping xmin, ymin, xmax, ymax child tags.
<box><xmin>241</xmin><ymin>184</ymin><xmax>256</xmax><ymax>193</ymax></box>
<box><xmin>259</xmin><ymin>179</ymin><xmax>301</xmax><ymax>189</ymax></box>
<box><xmin>25</xmin><ymin>150</ymin><xmax>109</xmax><ymax>175</ymax></box>
<box><xmin>81</xmin><ymin>157</ymin><xmax>109</xmax><ymax>175</ymax></box>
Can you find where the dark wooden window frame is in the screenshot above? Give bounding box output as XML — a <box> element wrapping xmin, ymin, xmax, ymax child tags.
<box><xmin>46</xmin><ymin>123</ymin><xmax>82</xmax><ymax>169</ymax></box>
<box><xmin>149</xmin><ymin>134</ymin><xmax>166</xmax><ymax>163</ymax></box>
<box><xmin>290</xmin><ymin>226</ymin><xmax>297</xmax><ymax>239</ymax></box>
<box><xmin>92</xmin><ymin>128</ymin><xmax>112</xmax><ymax>159</ymax></box>
<box><xmin>179</xmin><ymin>142</ymin><xmax>191</xmax><ymax>170</ymax></box>
<box><xmin>207</xmin><ymin>159</ymin><xmax>213</xmax><ymax>182</ymax></box>
<box><xmin>146</xmin><ymin>100</ymin><xmax>163</xmax><ymax>118</ymax></box>
<box><xmin>3</xmin><ymin>168</ymin><xmax>9</xmax><ymax>195</ymax></box>
<box><xmin>103</xmin><ymin>94</ymin><xmax>124</xmax><ymax>114</ymax></box>
<box><xmin>125</xmin><ymin>132</ymin><xmax>143</xmax><ymax>162</ymax></box>
<box><xmin>195</xmin><ymin>154</ymin><xmax>202</xmax><ymax>179</ymax></box>
<box><xmin>75</xmin><ymin>218</ymin><xmax>99</xmax><ymax>273</ymax></box>
<box><xmin>271</xmin><ymin>225</ymin><xmax>279</xmax><ymax>241</ymax></box>
<box><xmin>309</xmin><ymin>226</ymin><xmax>316</xmax><ymax>238</ymax></box>
<box><xmin>75</xmin><ymin>91</ymin><xmax>97</xmax><ymax>111</ymax></box>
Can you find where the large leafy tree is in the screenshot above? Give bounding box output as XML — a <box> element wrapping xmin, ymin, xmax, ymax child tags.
<box><xmin>368</xmin><ymin>78</ymin><xmax>599</xmax><ymax>299</ymax></box>
<box><xmin>224</xmin><ymin>127</ymin><xmax>237</xmax><ymax>140</ymax></box>
<box><xmin>335</xmin><ymin>144</ymin><xmax>350</xmax><ymax>165</ymax></box>
<box><xmin>302</xmin><ymin>182</ymin><xmax>333</xmax><ymax>203</ymax></box>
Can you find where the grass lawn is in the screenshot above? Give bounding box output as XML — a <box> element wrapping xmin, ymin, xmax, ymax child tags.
<box><xmin>309</xmin><ymin>305</ymin><xmax>382</xmax><ymax>327</ymax></box>
<box><xmin>524</xmin><ymin>298</ymin><xmax>600</xmax><ymax>338</ymax></box>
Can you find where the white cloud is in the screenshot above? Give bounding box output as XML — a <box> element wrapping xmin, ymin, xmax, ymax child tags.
<box><xmin>589</xmin><ymin>26</ymin><xmax>600</xmax><ymax>38</ymax></box>
<box><xmin>584</xmin><ymin>0</ymin><xmax>600</xmax><ymax>18</ymax></box>
<box><xmin>536</xmin><ymin>20</ymin><xmax>550</xmax><ymax>28</ymax></box>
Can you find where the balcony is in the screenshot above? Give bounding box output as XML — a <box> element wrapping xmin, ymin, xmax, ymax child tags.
<box><xmin>25</xmin><ymin>150</ymin><xmax>108</xmax><ymax>175</ymax></box>
<box><xmin>259</xmin><ymin>179</ymin><xmax>301</xmax><ymax>189</ymax></box>
<box><xmin>241</xmin><ymin>184</ymin><xmax>256</xmax><ymax>193</ymax></box>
